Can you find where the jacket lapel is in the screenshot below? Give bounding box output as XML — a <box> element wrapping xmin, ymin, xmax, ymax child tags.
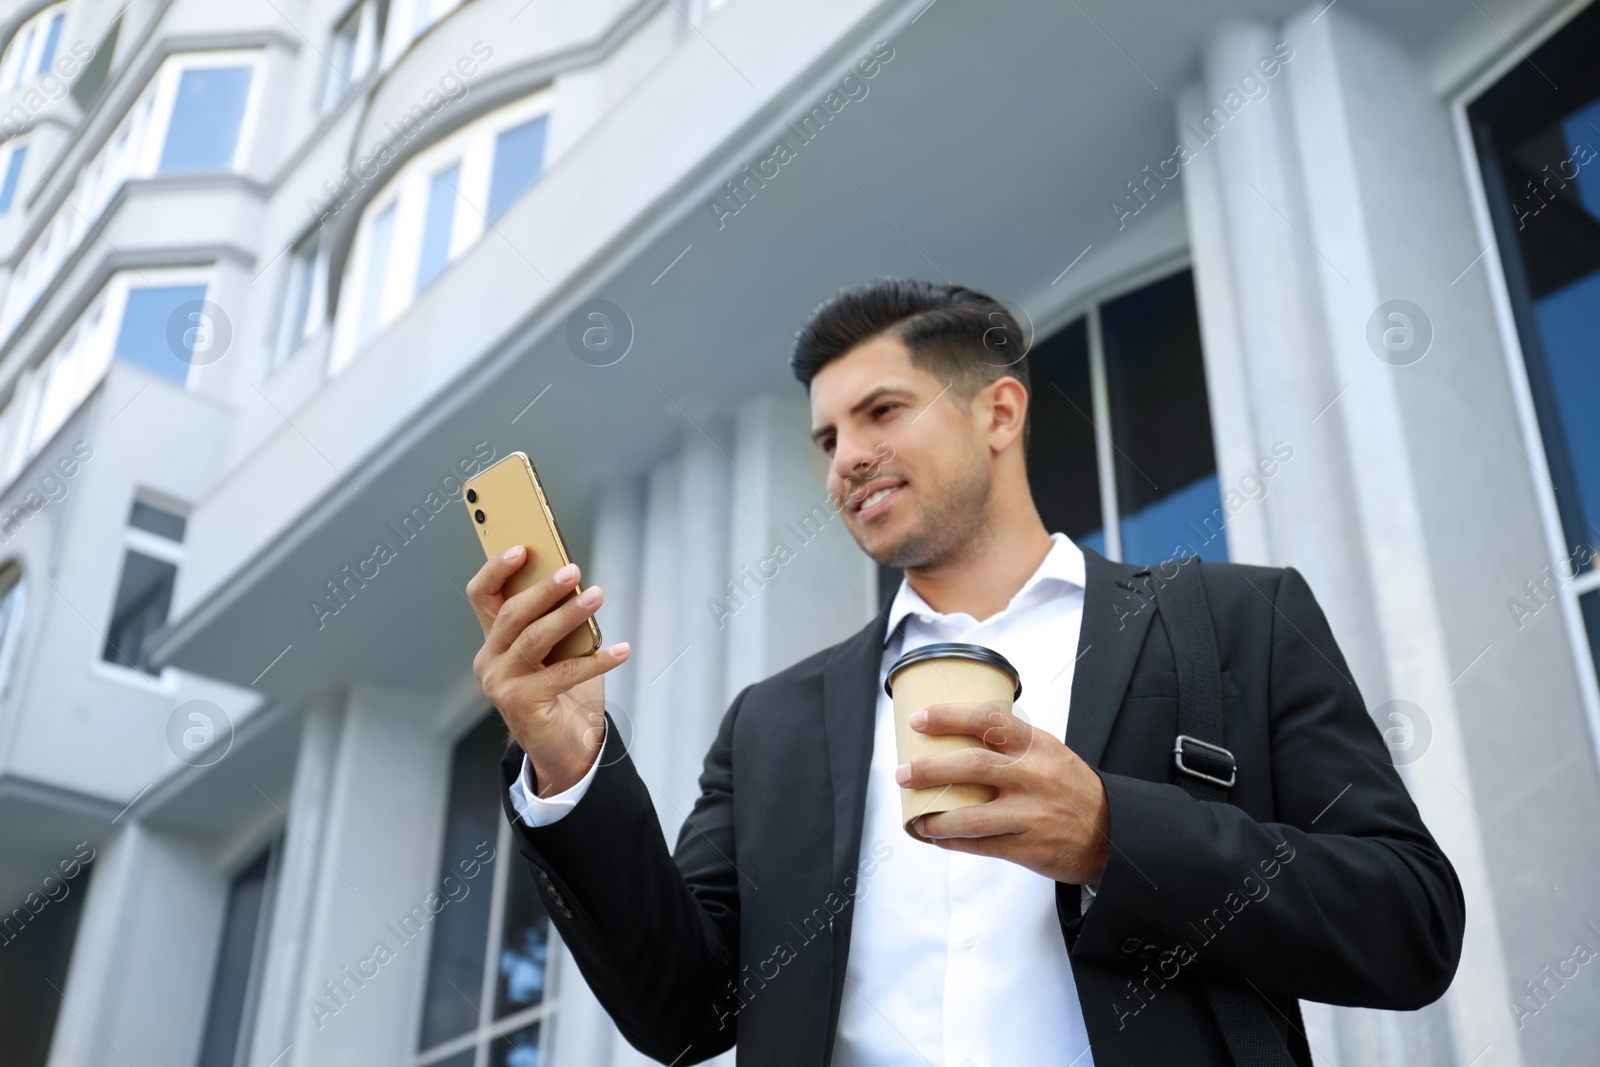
<box><xmin>820</xmin><ymin>611</ymin><xmax>890</xmax><ymax>1055</ymax></box>
<box><xmin>1066</xmin><ymin>547</ymin><xmax>1155</xmax><ymax>768</ymax></box>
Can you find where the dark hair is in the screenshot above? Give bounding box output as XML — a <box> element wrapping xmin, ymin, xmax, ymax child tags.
<box><xmin>789</xmin><ymin>279</ymin><xmax>1031</xmax><ymax>422</ymax></box>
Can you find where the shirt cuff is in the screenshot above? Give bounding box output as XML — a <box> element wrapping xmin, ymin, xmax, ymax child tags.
<box><xmin>508</xmin><ymin>749</ymin><xmax>602</xmax><ymax>828</ymax></box>
<box><xmin>1079</xmin><ymin>882</ymin><xmax>1097</xmax><ymax>916</ymax></box>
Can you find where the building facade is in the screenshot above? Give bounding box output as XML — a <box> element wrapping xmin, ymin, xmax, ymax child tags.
<box><xmin>0</xmin><ymin>0</ymin><xmax>1595</xmax><ymax>1065</ymax></box>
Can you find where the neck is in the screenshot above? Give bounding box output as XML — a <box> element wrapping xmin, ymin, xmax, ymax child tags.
<box><xmin>903</xmin><ymin>499</ymin><xmax>1054</xmax><ymax>623</ymax></box>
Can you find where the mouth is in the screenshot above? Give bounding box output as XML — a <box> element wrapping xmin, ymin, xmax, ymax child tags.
<box><xmin>849</xmin><ymin>479</ymin><xmax>906</xmax><ymax>521</ymax></box>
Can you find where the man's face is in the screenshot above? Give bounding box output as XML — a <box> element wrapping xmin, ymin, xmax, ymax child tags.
<box><xmin>809</xmin><ymin>334</ymin><xmax>992</xmax><ymax>569</ymax></box>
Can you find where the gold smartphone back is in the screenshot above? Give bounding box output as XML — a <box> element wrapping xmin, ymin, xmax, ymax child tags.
<box><xmin>463</xmin><ymin>452</ymin><xmax>601</xmax><ymax>662</ymax></box>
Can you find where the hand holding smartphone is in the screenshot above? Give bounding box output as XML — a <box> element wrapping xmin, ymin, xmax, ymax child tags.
<box><xmin>464</xmin><ymin>452</ymin><xmax>601</xmax><ymax>661</ymax></box>
<box><xmin>463</xmin><ymin>451</ymin><xmax>630</xmax><ymax>796</ymax></box>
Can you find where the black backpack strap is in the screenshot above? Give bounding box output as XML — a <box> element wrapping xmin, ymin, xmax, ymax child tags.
<box><xmin>1150</xmin><ymin>558</ymin><xmax>1298</xmax><ymax>1067</ymax></box>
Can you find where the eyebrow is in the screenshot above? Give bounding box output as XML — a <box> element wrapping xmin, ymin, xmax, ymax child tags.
<box><xmin>810</xmin><ymin>386</ymin><xmax>911</xmax><ymax>445</ymax></box>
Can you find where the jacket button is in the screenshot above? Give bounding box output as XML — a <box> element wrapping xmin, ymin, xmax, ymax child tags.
<box><xmin>1121</xmin><ymin>937</ymin><xmax>1142</xmax><ymax>955</ymax></box>
<box><xmin>1139</xmin><ymin>943</ymin><xmax>1159</xmax><ymax>959</ymax></box>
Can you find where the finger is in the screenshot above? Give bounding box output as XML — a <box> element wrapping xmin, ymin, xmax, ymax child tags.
<box><xmin>896</xmin><ymin>747</ymin><xmax>1011</xmax><ymax>790</ymax></box>
<box><xmin>926</xmin><ymin>834</ymin><xmax>1011</xmax><ymax>857</ymax></box>
<box><xmin>466</xmin><ymin>545</ymin><xmax>529</xmax><ymax>636</ymax></box>
<box><xmin>506</xmin><ymin>584</ymin><xmax>605</xmax><ymax>668</ymax></box>
<box><xmin>912</xmin><ymin>701</ymin><xmax>1032</xmax><ymax>754</ymax></box>
<box><xmin>915</xmin><ymin>802</ymin><xmax>1021</xmax><ymax>840</ymax></box>
<box><xmin>504</xmin><ymin>641</ymin><xmax>631</xmax><ymax>704</ymax></box>
<box><xmin>488</xmin><ymin>560</ymin><xmax>581</xmax><ymax>654</ymax></box>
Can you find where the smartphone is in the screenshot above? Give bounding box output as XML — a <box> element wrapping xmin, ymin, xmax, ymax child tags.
<box><xmin>463</xmin><ymin>451</ymin><xmax>601</xmax><ymax>662</ymax></box>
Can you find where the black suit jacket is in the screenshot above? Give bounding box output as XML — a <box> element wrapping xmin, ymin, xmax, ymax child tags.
<box><xmin>498</xmin><ymin>550</ymin><xmax>1464</xmax><ymax>1066</ymax></box>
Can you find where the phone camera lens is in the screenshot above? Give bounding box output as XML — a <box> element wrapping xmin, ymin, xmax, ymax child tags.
<box><xmin>466</xmin><ymin>489</ymin><xmax>478</xmax><ymax>503</ymax></box>
<box><xmin>474</xmin><ymin>509</ymin><xmax>486</xmax><ymax>524</ymax></box>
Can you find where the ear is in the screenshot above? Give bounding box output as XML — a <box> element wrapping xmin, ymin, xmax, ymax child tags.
<box><xmin>979</xmin><ymin>376</ymin><xmax>1029</xmax><ymax>454</ymax></box>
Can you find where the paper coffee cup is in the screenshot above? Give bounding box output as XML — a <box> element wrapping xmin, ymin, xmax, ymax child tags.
<box><xmin>884</xmin><ymin>642</ymin><xmax>1022</xmax><ymax>843</ymax></box>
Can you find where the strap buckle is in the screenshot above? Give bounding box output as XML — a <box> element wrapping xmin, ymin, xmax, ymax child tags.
<box><xmin>1173</xmin><ymin>734</ymin><xmax>1237</xmax><ymax>789</ymax></box>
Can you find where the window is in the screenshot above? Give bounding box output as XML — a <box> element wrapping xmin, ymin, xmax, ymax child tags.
<box><xmin>416</xmin><ymin>164</ymin><xmax>461</xmax><ymax>291</ymax></box>
<box><xmin>115</xmin><ymin>283</ymin><xmax>209</xmax><ymax>384</ymax></box>
<box><xmin>0</xmin><ymin>839</ymin><xmax>92</xmax><ymax>1067</ymax></box>
<box><xmin>1469</xmin><ymin>2</ymin><xmax>1600</xmax><ymax>681</ymax></box>
<box><xmin>278</xmin><ymin>230</ymin><xmax>329</xmax><ymax>362</ymax></box>
<box><xmin>0</xmin><ymin>51</ymin><xmax>260</xmax><ymax>341</ymax></box>
<box><xmin>0</xmin><ymin>29</ymin><xmax>34</xmax><ymax>93</ymax></box>
<box><xmin>330</xmin><ymin>92</ymin><xmax>552</xmax><ymax>372</ymax></box>
<box><xmin>3</xmin><ymin>268</ymin><xmax>211</xmax><ymax>473</ymax></box>
<box><xmin>416</xmin><ymin>714</ymin><xmax>556</xmax><ymax>1066</ymax></box>
<box><xmin>36</xmin><ymin>11</ymin><xmax>62</xmax><ymax>74</ymax></box>
<box><xmin>382</xmin><ymin>0</ymin><xmax>465</xmax><ymax>66</ymax></box>
<box><xmin>102</xmin><ymin>498</ymin><xmax>185</xmax><ymax>675</ymax></box>
<box><xmin>0</xmin><ymin>142</ymin><xmax>27</xmax><ymax>212</ymax></box>
<box><xmin>357</xmin><ymin>202</ymin><xmax>397</xmax><ymax>347</ymax></box>
<box><xmin>1026</xmin><ymin>268</ymin><xmax>1223</xmax><ymax>566</ymax></box>
<box><xmin>158</xmin><ymin>66</ymin><xmax>254</xmax><ymax>173</ymax></box>
<box><xmin>487</xmin><ymin>118</ymin><xmax>547</xmax><ymax>222</ymax></box>
<box><xmin>0</xmin><ymin>564</ymin><xmax>26</xmax><ymax>700</ymax></box>
<box><xmin>323</xmin><ymin>1</ymin><xmax>381</xmax><ymax>112</ymax></box>
<box><xmin>0</xmin><ymin>2</ymin><xmax>64</xmax><ymax>93</ymax></box>
<box><xmin>196</xmin><ymin>843</ymin><xmax>280</xmax><ymax>1067</ymax></box>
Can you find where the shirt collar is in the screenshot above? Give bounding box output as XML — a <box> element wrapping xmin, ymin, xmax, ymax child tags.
<box><xmin>883</xmin><ymin>532</ymin><xmax>1086</xmax><ymax>646</ymax></box>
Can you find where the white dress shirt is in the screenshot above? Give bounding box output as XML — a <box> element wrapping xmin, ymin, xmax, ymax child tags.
<box><xmin>509</xmin><ymin>534</ymin><xmax>1095</xmax><ymax>1067</ymax></box>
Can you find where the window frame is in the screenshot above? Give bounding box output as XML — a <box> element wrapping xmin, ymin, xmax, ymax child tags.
<box><xmin>328</xmin><ymin>89</ymin><xmax>553</xmax><ymax>374</ymax></box>
<box><xmin>412</xmin><ymin>708</ymin><xmax>562</xmax><ymax>1067</ymax></box>
<box><xmin>1029</xmin><ymin>254</ymin><xmax>1217</xmax><ymax>563</ymax></box>
<box><xmin>196</xmin><ymin>835</ymin><xmax>284</xmax><ymax>1067</ymax></box>
<box><xmin>0</xmin><ymin>265</ymin><xmax>212</xmax><ymax>496</ymax></box>
<box><xmin>380</xmin><ymin>0</ymin><xmax>464</xmax><ymax>69</ymax></box>
<box><xmin>0</xmin><ymin>2</ymin><xmax>66</xmax><ymax>93</ymax></box>
<box><xmin>0</xmin><ymin>50</ymin><xmax>262</xmax><ymax>343</ymax></box>
<box><xmin>1448</xmin><ymin>0</ymin><xmax>1600</xmax><ymax>773</ymax></box>
<box><xmin>98</xmin><ymin>497</ymin><xmax>185</xmax><ymax>682</ymax></box>
<box><xmin>0</xmin><ymin>562</ymin><xmax>27</xmax><ymax>704</ymax></box>
<box><xmin>0</xmin><ymin>137</ymin><xmax>29</xmax><ymax>212</ymax></box>
<box><xmin>276</xmin><ymin>227</ymin><xmax>330</xmax><ymax>366</ymax></box>
<box><xmin>322</xmin><ymin>0</ymin><xmax>383</xmax><ymax>114</ymax></box>
<box><xmin>150</xmin><ymin>52</ymin><xmax>264</xmax><ymax>176</ymax></box>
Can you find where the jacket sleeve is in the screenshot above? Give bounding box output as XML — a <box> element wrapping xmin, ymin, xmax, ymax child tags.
<box><xmin>499</xmin><ymin>687</ymin><xmax>752</xmax><ymax>1063</ymax></box>
<box><xmin>1069</xmin><ymin>567</ymin><xmax>1466</xmax><ymax>1010</ymax></box>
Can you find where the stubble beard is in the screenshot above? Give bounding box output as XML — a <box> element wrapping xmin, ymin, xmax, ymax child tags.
<box><xmin>864</xmin><ymin>452</ymin><xmax>993</xmax><ymax>571</ymax></box>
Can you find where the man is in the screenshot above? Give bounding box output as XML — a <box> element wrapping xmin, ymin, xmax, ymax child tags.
<box><xmin>468</xmin><ymin>279</ymin><xmax>1464</xmax><ymax>1065</ymax></box>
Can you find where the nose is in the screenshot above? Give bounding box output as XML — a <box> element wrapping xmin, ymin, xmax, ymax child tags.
<box><xmin>831</xmin><ymin>434</ymin><xmax>879</xmax><ymax>483</ymax></box>
<box><xmin>830</xmin><ymin>437</ymin><xmax>884</xmax><ymax>506</ymax></box>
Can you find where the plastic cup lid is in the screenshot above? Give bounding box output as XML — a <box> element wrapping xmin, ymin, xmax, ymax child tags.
<box><xmin>884</xmin><ymin>641</ymin><xmax>1023</xmax><ymax>700</ymax></box>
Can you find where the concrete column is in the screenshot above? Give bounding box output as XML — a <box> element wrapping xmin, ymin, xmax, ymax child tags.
<box><xmin>1183</xmin><ymin>10</ymin><xmax>1531</xmax><ymax>1067</ymax></box>
<box><xmin>627</xmin><ymin>455</ymin><xmax>684</xmax><ymax>839</ymax></box>
<box><xmin>589</xmin><ymin>477</ymin><xmax>647</xmax><ymax>755</ymax></box>
<box><xmin>666</xmin><ymin>419</ymin><xmax>734</xmax><ymax>827</ymax></box>
<box><xmin>248</xmin><ymin>695</ymin><xmax>345</xmax><ymax>1067</ymax></box>
<box><xmin>282</xmin><ymin>683</ymin><xmax>449</xmax><ymax>1066</ymax></box>
<box><xmin>45</xmin><ymin>821</ymin><xmax>222</xmax><ymax>1067</ymax></box>
<box><xmin>1185</xmin><ymin>18</ymin><xmax>1381</xmax><ymax>683</ymax></box>
<box><xmin>722</xmin><ymin>391</ymin><xmax>878</xmax><ymax>705</ymax></box>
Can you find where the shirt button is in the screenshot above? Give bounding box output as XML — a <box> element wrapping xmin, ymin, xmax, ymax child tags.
<box><xmin>960</xmin><ymin>1060</ymin><xmax>976</xmax><ymax>1067</ymax></box>
<box><xmin>963</xmin><ymin>935</ymin><xmax>977</xmax><ymax>949</ymax></box>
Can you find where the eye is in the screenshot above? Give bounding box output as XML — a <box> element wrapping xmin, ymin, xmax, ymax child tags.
<box><xmin>872</xmin><ymin>402</ymin><xmax>899</xmax><ymax>420</ymax></box>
